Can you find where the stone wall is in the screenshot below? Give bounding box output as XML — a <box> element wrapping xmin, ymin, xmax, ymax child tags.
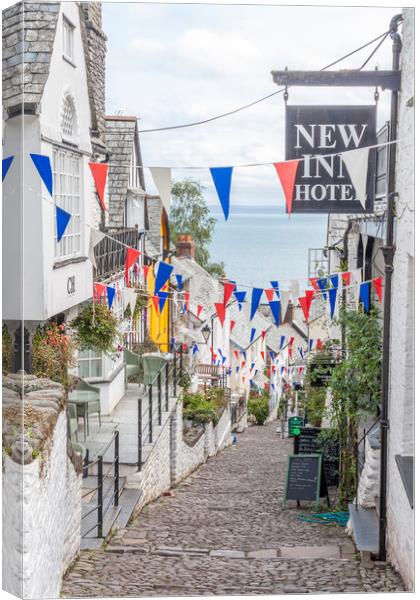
<box><xmin>386</xmin><ymin>8</ymin><xmax>414</xmax><ymax>591</ymax></box>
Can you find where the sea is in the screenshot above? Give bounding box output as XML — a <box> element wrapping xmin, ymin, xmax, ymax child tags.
<box><xmin>208</xmin><ymin>205</ymin><xmax>328</xmax><ymax>289</ymax></box>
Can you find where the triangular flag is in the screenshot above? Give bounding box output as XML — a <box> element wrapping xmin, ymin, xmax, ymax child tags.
<box><xmin>143</xmin><ymin>265</ymin><xmax>150</xmax><ymax>281</ymax></box>
<box><xmin>93</xmin><ymin>282</ymin><xmax>106</xmax><ymax>302</ymax></box>
<box><xmin>2</xmin><ymin>156</ymin><xmax>14</xmax><ymax>182</ymax></box>
<box><xmin>309</xmin><ymin>277</ymin><xmax>319</xmax><ymax>290</ymax></box>
<box><xmin>175</xmin><ymin>274</ymin><xmax>183</xmax><ymax>291</ymax></box>
<box><xmin>351</xmin><ymin>268</ymin><xmax>362</xmax><ymax>307</ymax></box>
<box><xmin>273</xmin><ymin>160</ymin><xmax>299</xmax><ymax>216</ymax></box>
<box><xmin>341</xmin><ymin>147</ymin><xmax>370</xmax><ymax>209</ymax></box>
<box><xmin>309</xmin><ymin>339</ymin><xmax>314</xmax><ymax>352</ymax></box>
<box><xmin>89</xmin><ymin>162</ymin><xmax>108</xmax><ymax>211</ymax></box>
<box><xmin>223</xmin><ymin>281</ymin><xmax>236</xmax><ymax>306</ymax></box>
<box><xmin>184</xmin><ymin>291</ymin><xmax>190</xmax><ymax>313</ymax></box>
<box><xmin>152</xmin><ymin>295</ymin><xmax>160</xmax><ymax>314</ymax></box>
<box><xmin>250</xmin><ymin>328</ymin><xmax>256</xmax><ymax>344</ymax></box>
<box><xmin>30</xmin><ymin>153</ymin><xmax>53</xmax><ymax>196</ymax></box>
<box><xmin>265</xmin><ymin>288</ymin><xmax>275</xmax><ymax>302</ymax></box>
<box><xmin>106</xmin><ymin>286</ymin><xmax>116</xmax><ymax>308</ymax></box>
<box><xmin>269</xmin><ymin>300</ymin><xmax>281</xmax><ymax>326</ymax></box>
<box><xmin>236</xmin><ymin>366</ymin><xmax>240</xmax><ymax>373</ymax></box>
<box><xmin>373</xmin><ymin>277</ymin><xmax>383</xmax><ymax>303</ymax></box>
<box><xmin>214</xmin><ymin>303</ymin><xmax>226</xmax><ymax>326</ymax></box>
<box><xmin>280</xmin><ymin>290</ymin><xmax>291</xmax><ymax>314</ymax></box>
<box><xmin>262</xmin><ymin>330</ymin><xmax>267</xmax><ymax>340</ymax></box>
<box><xmin>210</xmin><ymin>167</ymin><xmax>233</xmax><ymax>221</ymax></box>
<box><xmin>123</xmin><ymin>287</ymin><xmax>137</xmax><ymax>315</ymax></box>
<box><xmin>88</xmin><ymin>229</ymin><xmax>105</xmax><ymax>268</ymax></box>
<box><xmin>234</xmin><ymin>350</ymin><xmax>239</xmax><ymax>360</ymax></box>
<box><xmin>328</xmin><ymin>287</ymin><xmax>338</xmax><ymax>319</ymax></box>
<box><xmin>298</xmin><ymin>296</ymin><xmax>310</xmax><ymax>323</ymax></box>
<box><xmin>270</xmin><ymin>281</ymin><xmax>280</xmax><ymax>298</ymax></box>
<box><xmin>250</xmin><ymin>288</ymin><xmax>263</xmax><ymax>320</ymax></box>
<box><xmin>316</xmin><ymin>338</ymin><xmax>324</xmax><ymax>351</ymax></box>
<box><xmin>305</xmin><ymin>289</ymin><xmax>315</xmax><ymax>312</ymax></box>
<box><xmin>279</xmin><ymin>335</ymin><xmax>286</xmax><ymax>350</ymax></box>
<box><xmin>260</xmin><ymin>351</ymin><xmax>265</xmax><ymax>361</ymax></box>
<box><xmin>192</xmin><ymin>343</ymin><xmax>199</xmax><ymax>355</ymax></box>
<box><xmin>234</xmin><ymin>290</ymin><xmax>246</xmax><ymax>309</ymax></box>
<box><xmin>56</xmin><ymin>206</ymin><xmax>71</xmax><ymax>243</ymax></box>
<box><xmin>359</xmin><ymin>281</ymin><xmax>370</xmax><ymax>312</ymax></box>
<box><xmin>149</xmin><ymin>167</ymin><xmax>172</xmax><ymax>214</ymax></box>
<box><xmin>154</xmin><ymin>262</ymin><xmax>174</xmax><ymax>294</ymax></box>
<box><xmin>230</xmin><ymin>320</ymin><xmax>236</xmax><ymax>333</ymax></box>
<box><xmin>330</xmin><ymin>274</ymin><xmax>339</xmax><ymax>289</ymax></box>
<box><xmin>269</xmin><ymin>351</ymin><xmax>275</xmax><ymax>360</ymax></box>
<box><xmin>125</xmin><ymin>247</ymin><xmax>141</xmax><ymax>285</ymax></box>
<box><xmin>317</xmin><ymin>277</ymin><xmax>329</xmax><ymax>300</ymax></box>
<box><xmin>196</xmin><ymin>304</ymin><xmax>203</xmax><ymax>319</ymax></box>
<box><xmin>158</xmin><ymin>291</ymin><xmax>169</xmax><ymax>313</ymax></box>
<box><xmin>342</xmin><ymin>271</ymin><xmax>351</xmax><ymax>287</ymax></box>
<box><xmin>250</xmin><ymin>362</ymin><xmax>255</xmax><ymax>372</ymax></box>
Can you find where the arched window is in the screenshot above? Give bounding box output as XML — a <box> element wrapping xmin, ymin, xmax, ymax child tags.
<box><xmin>61</xmin><ymin>95</ymin><xmax>76</xmax><ymax>140</ymax></box>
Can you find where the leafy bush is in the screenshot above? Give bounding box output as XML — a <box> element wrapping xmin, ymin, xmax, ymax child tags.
<box><xmin>183</xmin><ymin>388</ymin><xmax>228</xmax><ymax>425</ymax></box>
<box><xmin>2</xmin><ymin>324</ymin><xmax>13</xmax><ymax>375</ymax></box>
<box><xmin>248</xmin><ymin>392</ymin><xmax>270</xmax><ymax>425</ymax></box>
<box><xmin>70</xmin><ymin>303</ymin><xmax>119</xmax><ymax>354</ymax></box>
<box><xmin>32</xmin><ymin>322</ymin><xmax>76</xmax><ymax>389</ymax></box>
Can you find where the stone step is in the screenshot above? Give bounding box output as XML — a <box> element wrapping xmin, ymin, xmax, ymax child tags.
<box><xmin>348</xmin><ymin>502</ymin><xmax>379</xmax><ymax>554</ymax></box>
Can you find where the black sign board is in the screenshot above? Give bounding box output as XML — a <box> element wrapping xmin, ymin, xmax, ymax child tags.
<box><xmin>285</xmin><ymin>105</ymin><xmax>377</xmax><ymax>213</ymax></box>
<box><xmin>295</xmin><ymin>427</ymin><xmax>340</xmax><ymax>487</ymax></box>
<box><xmin>309</xmin><ymin>361</ymin><xmax>336</xmax><ymax>387</ymax></box>
<box><xmin>283</xmin><ymin>454</ymin><xmax>329</xmax><ymax>508</ymax></box>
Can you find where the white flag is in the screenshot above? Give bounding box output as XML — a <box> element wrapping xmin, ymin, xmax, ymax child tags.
<box><xmin>341</xmin><ymin>147</ymin><xmax>370</xmax><ymax>209</ymax></box>
<box><xmin>350</xmin><ymin>267</ymin><xmax>363</xmax><ymax>307</ymax></box>
<box><xmin>123</xmin><ymin>287</ymin><xmax>137</xmax><ymax>315</ymax></box>
<box><xmin>150</xmin><ymin>167</ymin><xmax>172</xmax><ymax>215</ymax></box>
<box><xmin>88</xmin><ymin>229</ymin><xmax>105</xmax><ymax>268</ymax></box>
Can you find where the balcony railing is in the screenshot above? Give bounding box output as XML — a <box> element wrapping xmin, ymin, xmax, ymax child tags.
<box><xmin>94</xmin><ymin>227</ymin><xmax>139</xmax><ymax>280</ymax></box>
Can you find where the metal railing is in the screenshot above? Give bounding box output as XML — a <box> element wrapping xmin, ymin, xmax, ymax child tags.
<box><xmin>94</xmin><ymin>227</ymin><xmax>138</xmax><ymax>280</ymax></box>
<box><xmin>81</xmin><ymin>430</ymin><xmax>120</xmax><ymax>539</ymax></box>
<box><xmin>354</xmin><ymin>418</ymin><xmax>380</xmax><ymax>511</ymax></box>
<box><xmin>137</xmin><ymin>345</ymin><xmax>184</xmax><ymax>470</ymax></box>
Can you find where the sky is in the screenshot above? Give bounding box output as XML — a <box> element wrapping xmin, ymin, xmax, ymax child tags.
<box><xmin>103</xmin><ymin>2</ymin><xmax>401</xmax><ymax>208</ymax></box>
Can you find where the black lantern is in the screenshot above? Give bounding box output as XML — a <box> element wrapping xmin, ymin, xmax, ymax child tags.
<box><xmin>201</xmin><ymin>324</ymin><xmax>211</xmax><ymax>344</ymax></box>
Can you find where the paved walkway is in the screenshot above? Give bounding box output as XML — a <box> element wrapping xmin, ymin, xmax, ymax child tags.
<box><xmin>62</xmin><ymin>421</ymin><xmax>404</xmax><ymax>596</ymax></box>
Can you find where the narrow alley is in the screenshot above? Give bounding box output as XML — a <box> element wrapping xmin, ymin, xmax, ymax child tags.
<box><xmin>62</xmin><ymin>422</ymin><xmax>404</xmax><ymax>596</ymax></box>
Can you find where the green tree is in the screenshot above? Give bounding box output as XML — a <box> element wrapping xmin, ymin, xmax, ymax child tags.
<box><xmin>171</xmin><ymin>180</ymin><xmax>225</xmax><ymax>277</ymax></box>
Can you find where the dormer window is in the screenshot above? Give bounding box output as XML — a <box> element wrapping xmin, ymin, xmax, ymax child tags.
<box><xmin>62</xmin><ymin>16</ymin><xmax>75</xmax><ymax>63</ymax></box>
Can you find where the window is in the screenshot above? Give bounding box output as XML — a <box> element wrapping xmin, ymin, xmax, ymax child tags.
<box><xmin>61</xmin><ymin>96</ymin><xmax>75</xmax><ymax>140</ymax></box>
<box><xmin>128</xmin><ymin>142</ymin><xmax>139</xmax><ymax>188</ymax></box>
<box><xmin>78</xmin><ymin>349</ymin><xmax>103</xmax><ymax>379</ymax></box>
<box><xmin>52</xmin><ymin>148</ymin><xmax>81</xmax><ymax>259</ymax></box>
<box><xmin>62</xmin><ymin>16</ymin><xmax>75</xmax><ymax>62</ymax></box>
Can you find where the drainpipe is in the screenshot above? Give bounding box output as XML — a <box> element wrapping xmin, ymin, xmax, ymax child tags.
<box><xmin>378</xmin><ymin>13</ymin><xmax>403</xmax><ymax>562</ymax></box>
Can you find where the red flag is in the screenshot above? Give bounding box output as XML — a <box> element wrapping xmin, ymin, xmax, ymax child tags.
<box><xmin>305</xmin><ymin>289</ymin><xmax>315</xmax><ymax>306</ymax></box>
<box><xmin>299</xmin><ymin>366</ymin><xmax>303</xmax><ymax>375</ymax></box>
<box><xmin>93</xmin><ymin>282</ymin><xmax>106</xmax><ymax>302</ymax></box>
<box><xmin>143</xmin><ymin>265</ymin><xmax>149</xmax><ymax>281</ymax></box>
<box><xmin>223</xmin><ymin>282</ymin><xmax>236</xmax><ymax>306</ymax></box>
<box><xmin>196</xmin><ymin>304</ymin><xmax>203</xmax><ymax>319</ymax></box>
<box><xmin>373</xmin><ymin>276</ymin><xmax>383</xmax><ymax>303</ymax></box>
<box><xmin>260</xmin><ymin>351</ymin><xmax>265</xmax><ymax>361</ymax></box>
<box><xmin>184</xmin><ymin>292</ymin><xmax>190</xmax><ymax>312</ymax></box>
<box><xmin>298</xmin><ymin>296</ymin><xmax>310</xmax><ymax>323</ymax></box>
<box><xmin>316</xmin><ymin>338</ymin><xmax>324</xmax><ymax>351</ymax></box>
<box><xmin>234</xmin><ymin>350</ymin><xmax>239</xmax><ymax>360</ymax></box>
<box><xmin>288</xmin><ymin>336</ymin><xmax>295</xmax><ymax>359</ymax></box>
<box><xmin>214</xmin><ymin>302</ymin><xmax>226</xmax><ymax>326</ymax></box>
<box><xmin>152</xmin><ymin>295</ymin><xmax>159</xmax><ymax>313</ymax></box>
<box><xmin>273</xmin><ymin>160</ymin><xmax>300</xmax><ymax>216</ymax></box>
<box><xmin>125</xmin><ymin>247</ymin><xmax>141</xmax><ymax>285</ymax></box>
<box><xmin>342</xmin><ymin>271</ymin><xmax>351</xmax><ymax>287</ymax></box>
<box><xmin>230</xmin><ymin>319</ymin><xmax>236</xmax><ymax>333</ymax></box>
<box><xmin>261</xmin><ymin>330</ymin><xmax>266</xmax><ymax>340</ymax></box>
<box><xmin>241</xmin><ymin>361</ymin><xmax>245</xmax><ymax>368</ymax></box>
<box><xmin>89</xmin><ymin>162</ymin><xmax>108</xmax><ymax>211</ymax></box>
<box><xmin>265</xmin><ymin>288</ymin><xmax>275</xmax><ymax>302</ymax></box>
<box><xmin>309</xmin><ymin>277</ymin><xmax>319</xmax><ymax>290</ymax></box>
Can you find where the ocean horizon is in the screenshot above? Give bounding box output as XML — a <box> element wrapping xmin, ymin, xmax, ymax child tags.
<box><xmin>208</xmin><ymin>205</ymin><xmax>328</xmax><ymax>289</ymax></box>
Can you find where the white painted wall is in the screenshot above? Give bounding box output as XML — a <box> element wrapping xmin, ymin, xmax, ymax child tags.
<box><xmin>2</xmin><ymin>412</ymin><xmax>81</xmax><ymax>599</ymax></box>
<box><xmin>386</xmin><ymin>8</ymin><xmax>414</xmax><ymax>591</ymax></box>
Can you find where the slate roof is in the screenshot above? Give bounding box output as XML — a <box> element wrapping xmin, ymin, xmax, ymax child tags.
<box><xmin>229</xmin><ymin>302</ymin><xmax>272</xmax><ymax>351</ymax></box>
<box><xmin>145</xmin><ymin>195</ymin><xmax>163</xmax><ymax>256</ymax></box>
<box><xmin>2</xmin><ymin>2</ymin><xmax>60</xmax><ymax>115</ymax></box>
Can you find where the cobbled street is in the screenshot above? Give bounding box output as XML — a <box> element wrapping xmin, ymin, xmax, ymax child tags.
<box><xmin>62</xmin><ymin>422</ymin><xmax>404</xmax><ymax>596</ymax></box>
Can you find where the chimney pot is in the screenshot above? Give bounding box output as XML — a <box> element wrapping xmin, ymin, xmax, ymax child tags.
<box><xmin>176</xmin><ymin>235</ymin><xmax>195</xmax><ymax>259</ymax></box>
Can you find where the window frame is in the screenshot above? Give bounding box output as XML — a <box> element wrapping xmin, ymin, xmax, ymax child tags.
<box><xmin>52</xmin><ymin>147</ymin><xmax>82</xmax><ymax>260</ymax></box>
<box><xmin>77</xmin><ymin>348</ymin><xmax>104</xmax><ymax>380</ymax></box>
<box><xmin>62</xmin><ymin>15</ymin><xmax>75</xmax><ymax>64</ymax></box>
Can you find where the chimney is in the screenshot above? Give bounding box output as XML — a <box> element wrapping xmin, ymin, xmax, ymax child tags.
<box><xmin>176</xmin><ymin>235</ymin><xmax>195</xmax><ymax>260</ymax></box>
<box><xmin>283</xmin><ymin>301</ymin><xmax>294</xmax><ymax>323</ymax></box>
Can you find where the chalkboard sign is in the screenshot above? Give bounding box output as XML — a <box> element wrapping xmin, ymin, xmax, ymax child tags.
<box><xmin>295</xmin><ymin>427</ymin><xmax>340</xmax><ymax>487</ymax></box>
<box><xmin>288</xmin><ymin>416</ymin><xmax>304</xmax><ymax>437</ymax></box>
<box><xmin>283</xmin><ymin>454</ymin><xmax>329</xmax><ymax>508</ymax></box>
<box><xmin>309</xmin><ymin>362</ymin><xmax>336</xmax><ymax>387</ymax></box>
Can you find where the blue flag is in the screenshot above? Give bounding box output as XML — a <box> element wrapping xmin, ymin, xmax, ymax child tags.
<box><xmin>328</xmin><ymin>287</ymin><xmax>338</xmax><ymax>319</ymax></box>
<box><xmin>242</xmin><ymin>351</ymin><xmax>247</xmax><ymax>360</ymax></box>
<box><xmin>236</xmin><ymin>366</ymin><xmax>240</xmax><ymax>373</ymax></box>
<box><xmin>175</xmin><ymin>274</ymin><xmax>183</xmax><ymax>291</ymax></box>
<box><xmin>234</xmin><ymin>290</ymin><xmax>246</xmax><ymax>309</ymax></box>
<box><xmin>192</xmin><ymin>343</ymin><xmax>199</xmax><ymax>354</ymax></box>
<box><xmin>270</xmin><ymin>280</ymin><xmax>280</xmax><ymax>298</ymax></box>
<box><xmin>317</xmin><ymin>277</ymin><xmax>329</xmax><ymax>300</ymax></box>
<box><xmin>56</xmin><ymin>206</ymin><xmax>71</xmax><ymax>242</ymax></box>
<box><xmin>309</xmin><ymin>339</ymin><xmax>314</xmax><ymax>352</ymax></box>
<box><xmin>2</xmin><ymin>156</ymin><xmax>14</xmax><ymax>182</ymax></box>
<box><xmin>280</xmin><ymin>335</ymin><xmax>286</xmax><ymax>350</ymax></box>
<box><xmin>106</xmin><ymin>286</ymin><xmax>116</xmax><ymax>308</ymax></box>
<box><xmin>269</xmin><ymin>300</ymin><xmax>281</xmax><ymax>326</ymax></box>
<box><xmin>250</xmin><ymin>327</ymin><xmax>256</xmax><ymax>343</ymax></box>
<box><xmin>154</xmin><ymin>262</ymin><xmax>174</xmax><ymax>295</ymax></box>
<box><xmin>359</xmin><ymin>281</ymin><xmax>370</xmax><ymax>312</ymax></box>
<box><xmin>250</xmin><ymin>288</ymin><xmax>263</xmax><ymax>320</ymax></box>
<box><xmin>269</xmin><ymin>351</ymin><xmax>275</xmax><ymax>360</ymax></box>
<box><xmin>251</xmin><ymin>362</ymin><xmax>255</xmax><ymax>371</ymax></box>
<box><xmin>330</xmin><ymin>273</ymin><xmax>339</xmax><ymax>289</ymax></box>
<box><xmin>30</xmin><ymin>153</ymin><xmax>53</xmax><ymax>196</ymax></box>
<box><xmin>210</xmin><ymin>166</ymin><xmax>233</xmax><ymax>221</ymax></box>
<box><xmin>158</xmin><ymin>291</ymin><xmax>169</xmax><ymax>312</ymax></box>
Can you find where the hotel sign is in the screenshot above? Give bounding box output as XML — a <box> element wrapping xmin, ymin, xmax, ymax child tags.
<box><xmin>285</xmin><ymin>105</ymin><xmax>377</xmax><ymax>213</ymax></box>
